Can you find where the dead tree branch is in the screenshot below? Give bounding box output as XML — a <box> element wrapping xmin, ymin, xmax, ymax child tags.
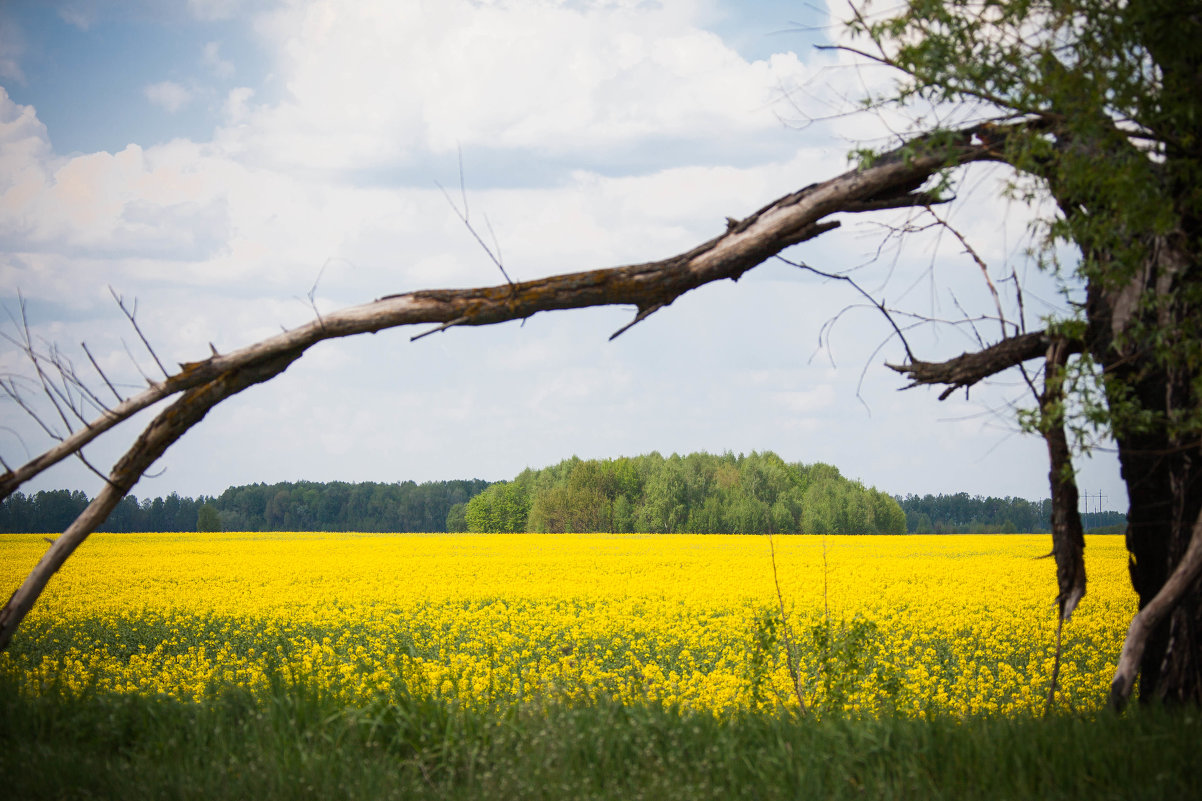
<box><xmin>887</xmin><ymin>330</ymin><xmax>1083</xmax><ymax>400</ymax></box>
<box><xmin>0</xmin><ymin>348</ymin><xmax>302</xmax><ymax>651</ymax></box>
<box><xmin>1040</xmin><ymin>337</ymin><xmax>1087</xmax><ymax>712</ymax></box>
<box><xmin>1042</xmin><ymin>339</ymin><xmax>1087</xmax><ymax>623</ymax></box>
<box><xmin>0</xmin><ymin>126</ymin><xmax>1006</xmax><ymax>652</ymax></box>
<box><xmin>0</xmin><ymin>129</ymin><xmax>999</xmax><ymax>504</ymax></box>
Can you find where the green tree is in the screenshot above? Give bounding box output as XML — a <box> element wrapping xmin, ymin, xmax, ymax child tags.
<box><xmin>445</xmin><ymin>502</ymin><xmax>468</xmax><ymax>533</ymax></box>
<box><xmin>196</xmin><ymin>503</ymin><xmax>221</xmax><ymax>533</ymax></box>
<box><xmin>464</xmin><ymin>482</ymin><xmax>530</xmax><ymax>533</ymax></box>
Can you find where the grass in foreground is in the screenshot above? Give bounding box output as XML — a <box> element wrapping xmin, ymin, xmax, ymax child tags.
<box><xmin>2</xmin><ymin>676</ymin><xmax>1199</xmax><ymax>801</ymax></box>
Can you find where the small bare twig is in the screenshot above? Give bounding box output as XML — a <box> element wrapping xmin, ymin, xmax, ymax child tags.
<box><xmin>110</xmin><ymin>286</ymin><xmax>170</xmax><ymax>380</ymax></box>
<box><xmin>438</xmin><ymin>148</ymin><xmax>515</xmax><ymax>288</ymax></box>
<box><xmin>82</xmin><ymin>342</ymin><xmax>125</xmax><ymax>404</ymax></box>
<box><xmin>410</xmin><ymin>316</ymin><xmax>472</xmax><ymax>342</ymax></box>
<box><xmin>610</xmin><ymin>302</ymin><xmax>667</xmax><ymax>341</ymax></box>
<box><xmin>924</xmin><ymin>205</ymin><xmax>1012</xmax><ymax>340</ymax></box>
<box><xmin>776</xmin><ymin>255</ymin><xmax>917</xmax><ymax>363</ymax></box>
<box><xmin>1046</xmin><ymin>610</ymin><xmax>1066</xmax><ymax>716</ymax></box>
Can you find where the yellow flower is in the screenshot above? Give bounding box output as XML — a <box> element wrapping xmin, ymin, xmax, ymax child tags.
<box><xmin>0</xmin><ymin>532</ymin><xmax>1133</xmax><ymax>715</ymax></box>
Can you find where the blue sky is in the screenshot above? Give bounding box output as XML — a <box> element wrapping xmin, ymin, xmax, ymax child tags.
<box><xmin>0</xmin><ymin>0</ymin><xmax>1127</xmax><ymax>511</ymax></box>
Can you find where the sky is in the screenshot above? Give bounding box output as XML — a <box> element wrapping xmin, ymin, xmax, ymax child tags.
<box><xmin>0</xmin><ymin>0</ymin><xmax>1127</xmax><ymax>511</ymax></box>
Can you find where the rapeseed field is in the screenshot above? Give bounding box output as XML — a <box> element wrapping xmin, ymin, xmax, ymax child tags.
<box><xmin>0</xmin><ymin>533</ymin><xmax>1133</xmax><ymax>717</ymax></box>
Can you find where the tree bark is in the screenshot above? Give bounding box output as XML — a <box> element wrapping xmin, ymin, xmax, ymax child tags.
<box><xmin>1085</xmin><ymin>233</ymin><xmax>1202</xmax><ymax>705</ymax></box>
<box><xmin>1042</xmin><ymin>338</ymin><xmax>1086</xmax><ymax>622</ymax></box>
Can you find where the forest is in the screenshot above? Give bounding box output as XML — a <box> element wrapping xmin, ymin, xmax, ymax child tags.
<box><xmin>0</xmin><ymin>454</ymin><xmax>1127</xmax><ymax>536</ymax></box>
<box><xmin>897</xmin><ymin>494</ymin><xmax>1126</xmax><ymax>535</ymax></box>
<box><xmin>456</xmin><ymin>451</ymin><xmax>907</xmax><ymax>535</ymax></box>
<box><xmin>0</xmin><ymin>479</ymin><xmax>488</xmax><ymax>534</ymax></box>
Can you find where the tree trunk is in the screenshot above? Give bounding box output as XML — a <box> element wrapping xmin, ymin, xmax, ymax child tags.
<box><xmin>1087</xmin><ymin>233</ymin><xmax>1202</xmax><ymax>705</ymax></box>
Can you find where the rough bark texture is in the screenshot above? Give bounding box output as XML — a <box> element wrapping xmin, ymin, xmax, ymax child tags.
<box><xmin>1083</xmin><ymin>235</ymin><xmax>1202</xmax><ymax>705</ymax></box>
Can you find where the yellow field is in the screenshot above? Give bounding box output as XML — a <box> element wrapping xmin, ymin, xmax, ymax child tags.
<box><xmin>0</xmin><ymin>532</ymin><xmax>1135</xmax><ymax>716</ymax></box>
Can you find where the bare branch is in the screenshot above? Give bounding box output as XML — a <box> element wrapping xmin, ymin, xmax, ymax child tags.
<box><xmin>439</xmin><ymin>148</ymin><xmax>515</xmax><ymax>288</ymax></box>
<box><xmin>776</xmin><ymin>254</ymin><xmax>916</xmax><ymax>364</ymax></box>
<box><xmin>81</xmin><ymin>346</ymin><xmax>120</xmax><ymax>411</ymax></box>
<box><xmin>888</xmin><ymin>330</ymin><xmax>1083</xmax><ymax>400</ymax></box>
<box><xmin>0</xmin><ymin>129</ymin><xmax>999</xmax><ymax>503</ymax></box>
<box><xmin>0</xmin><ymin>346</ymin><xmax>303</xmax><ymax>651</ymax></box>
<box><xmin>923</xmin><ymin>204</ymin><xmax>1012</xmax><ymax>340</ymax></box>
<box><xmin>1041</xmin><ymin>339</ymin><xmax>1086</xmax><ymax>624</ymax></box>
<box><xmin>0</xmin><ymin>128</ymin><xmax>1009</xmax><ymax>651</ymax></box>
<box><xmin>110</xmin><ymin>286</ymin><xmax>170</xmax><ymax>380</ymax></box>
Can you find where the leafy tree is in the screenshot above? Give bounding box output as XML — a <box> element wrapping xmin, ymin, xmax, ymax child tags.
<box><xmin>464</xmin><ymin>481</ymin><xmax>531</xmax><ymax>533</ymax></box>
<box><xmin>445</xmin><ymin>502</ymin><xmax>468</xmax><ymax>533</ymax></box>
<box><xmin>196</xmin><ymin>503</ymin><xmax>221</xmax><ymax>533</ymax></box>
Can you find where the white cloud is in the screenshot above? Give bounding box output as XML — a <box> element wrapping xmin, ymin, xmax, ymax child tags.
<box><xmin>216</xmin><ymin>0</ymin><xmax>815</xmax><ymax>172</ymax></box>
<box><xmin>145</xmin><ymin>81</ymin><xmax>193</xmax><ymax>113</ymax></box>
<box><xmin>772</xmin><ymin>384</ymin><xmax>836</xmax><ymax>414</ymax></box>
<box><xmin>202</xmin><ymin>41</ymin><xmax>235</xmax><ymax>79</ymax></box>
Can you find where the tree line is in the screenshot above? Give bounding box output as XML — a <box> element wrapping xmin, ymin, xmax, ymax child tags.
<box><xmin>897</xmin><ymin>493</ymin><xmax>1126</xmax><ymax>535</ymax></box>
<box><xmin>454</xmin><ymin>451</ymin><xmax>907</xmax><ymax>535</ymax></box>
<box><xmin>1</xmin><ymin>469</ymin><xmax>1129</xmax><ymax>536</ymax></box>
<box><xmin>0</xmin><ymin>479</ymin><xmax>488</xmax><ymax>534</ymax></box>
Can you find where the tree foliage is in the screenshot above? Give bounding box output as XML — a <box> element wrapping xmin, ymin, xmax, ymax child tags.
<box><xmin>0</xmin><ymin>480</ymin><xmax>488</xmax><ymax>534</ymax></box>
<box><xmin>464</xmin><ymin>451</ymin><xmax>905</xmax><ymax>535</ymax></box>
<box><xmin>897</xmin><ymin>493</ymin><xmax>1124</xmax><ymax>534</ymax></box>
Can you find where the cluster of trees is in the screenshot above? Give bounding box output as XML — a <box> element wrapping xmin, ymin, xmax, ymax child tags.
<box><xmin>897</xmin><ymin>494</ymin><xmax>1126</xmax><ymax>535</ymax></box>
<box><xmin>0</xmin><ymin>480</ymin><xmax>488</xmax><ymax>533</ymax></box>
<box><xmin>455</xmin><ymin>451</ymin><xmax>906</xmax><ymax>535</ymax></box>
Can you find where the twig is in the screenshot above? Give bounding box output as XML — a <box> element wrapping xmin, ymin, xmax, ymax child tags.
<box><xmin>1045</xmin><ymin>610</ymin><xmax>1065</xmax><ymax>716</ymax></box>
<box><xmin>110</xmin><ymin>287</ymin><xmax>170</xmax><ymax>379</ymax></box>
<box><xmin>924</xmin><ymin>205</ymin><xmax>1011</xmax><ymax>340</ymax></box>
<box><xmin>82</xmin><ymin>342</ymin><xmax>125</xmax><ymax>404</ymax></box>
<box><xmin>438</xmin><ymin>148</ymin><xmax>515</xmax><ymax>288</ymax></box>
<box><xmin>777</xmin><ymin>255</ymin><xmax>917</xmax><ymax>363</ymax></box>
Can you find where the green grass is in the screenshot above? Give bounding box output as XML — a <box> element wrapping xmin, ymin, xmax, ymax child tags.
<box><xmin>2</xmin><ymin>674</ymin><xmax>1199</xmax><ymax>800</ymax></box>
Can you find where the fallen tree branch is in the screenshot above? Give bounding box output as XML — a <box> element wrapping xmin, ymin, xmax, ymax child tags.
<box><xmin>0</xmin><ymin>127</ymin><xmax>1007</xmax><ymax>652</ymax></box>
<box><xmin>0</xmin><ymin>348</ymin><xmax>303</xmax><ymax>651</ymax></box>
<box><xmin>0</xmin><ymin>129</ymin><xmax>996</xmax><ymax>503</ymax></box>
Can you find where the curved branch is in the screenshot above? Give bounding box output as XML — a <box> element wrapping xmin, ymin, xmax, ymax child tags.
<box><xmin>0</xmin><ymin>348</ymin><xmax>302</xmax><ymax>651</ymax></box>
<box><xmin>0</xmin><ymin>126</ymin><xmax>1007</xmax><ymax>652</ymax></box>
<box><xmin>0</xmin><ymin>129</ymin><xmax>996</xmax><ymax>502</ymax></box>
